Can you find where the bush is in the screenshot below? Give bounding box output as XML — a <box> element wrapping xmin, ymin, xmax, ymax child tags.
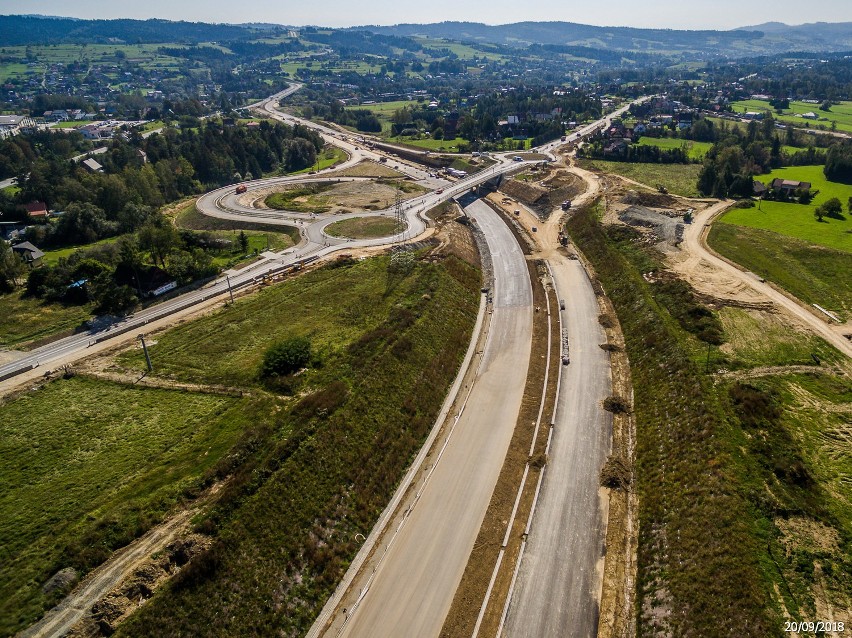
<box><xmin>260</xmin><ymin>336</ymin><xmax>312</xmax><ymax>378</ymax></box>
<box><xmin>603</xmin><ymin>395</ymin><xmax>631</xmax><ymax>414</ymax></box>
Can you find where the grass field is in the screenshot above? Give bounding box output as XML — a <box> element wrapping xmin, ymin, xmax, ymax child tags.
<box><xmin>0</xmin><ymin>377</ymin><xmax>270</xmax><ymax>635</ymax></box>
<box><xmin>717</xmin><ymin>307</ymin><xmax>844</xmax><ymax>368</ymax></box>
<box><xmin>707</xmin><ymin>222</ymin><xmax>852</xmax><ymax>321</ymax></box>
<box><xmin>0</xmin><ymin>290</ymin><xmax>93</xmax><ymax>349</ymax></box>
<box><xmin>114</xmin><ymin>254</ymin><xmax>481</xmax><ymax>637</ymax></box>
<box><xmin>731</xmin><ymin>99</ymin><xmax>852</xmax><ymax>133</ymax></box>
<box><xmin>288</xmin><ymin>145</ymin><xmax>348</xmax><ymax>174</ymax></box>
<box><xmin>578</xmin><ymin>158</ymin><xmax>702</xmax><ymax>197</ymax></box>
<box><xmin>324</xmin><ymin>216</ymin><xmax>403</xmax><ymax>239</ymax></box>
<box><xmin>636</xmin><ymin>136</ymin><xmax>712</xmax><ymax>160</ymax></box>
<box><xmin>388</xmin><ymin>136</ymin><xmax>468</xmax><ymax>151</ymax></box>
<box><xmin>172</xmin><ymin>200</ymin><xmax>299</xmax><ymax>244</ymax></box>
<box><xmin>725</xmin><ymin>166</ymin><xmax>852</xmax><ymax>251</ymax></box>
<box><xmin>265</xmin><ymin>183</ymin><xmax>334</xmax><ymax>213</ymax></box>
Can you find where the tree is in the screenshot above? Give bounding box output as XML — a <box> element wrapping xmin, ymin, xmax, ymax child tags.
<box><xmin>260</xmin><ymin>336</ymin><xmax>312</xmax><ymax>377</ymax></box>
<box><xmin>238</xmin><ymin>230</ymin><xmax>249</xmax><ymax>254</ymax></box>
<box><xmin>821</xmin><ymin>197</ymin><xmax>844</xmax><ymax>219</ymax></box>
<box><xmin>0</xmin><ymin>242</ymin><xmax>26</xmax><ymax>293</ymax></box>
<box><xmin>814</xmin><ymin>207</ymin><xmax>825</xmax><ymax>222</ymax></box>
<box><xmin>847</xmin><ymin>196</ymin><xmax>852</xmax><ymax>213</ymax></box>
<box><xmin>820</xmin><ymin>100</ymin><xmax>832</xmax><ymax>112</ymax></box>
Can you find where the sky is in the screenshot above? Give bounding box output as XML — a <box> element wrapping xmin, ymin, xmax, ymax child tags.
<box><xmin>1</xmin><ymin>0</ymin><xmax>851</xmax><ymax>31</ymax></box>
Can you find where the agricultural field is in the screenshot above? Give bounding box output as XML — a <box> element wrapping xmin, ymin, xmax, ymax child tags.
<box><xmin>724</xmin><ymin>165</ymin><xmax>852</xmax><ymax>251</ymax></box>
<box><xmin>636</xmin><ymin>136</ymin><xmax>712</xmax><ymax>160</ymax></box>
<box><xmin>413</xmin><ymin>37</ymin><xmax>506</xmax><ymax>61</ymax></box>
<box><xmin>707</xmin><ymin>223</ymin><xmax>852</xmax><ymax>321</ymax></box>
<box><xmin>730</xmin><ymin>99</ymin><xmax>852</xmax><ymax>133</ymax></box>
<box><xmin>111</xmin><ymin>254</ymin><xmax>481</xmax><ymax>637</ymax></box>
<box><xmin>578</xmin><ymin>158</ymin><xmax>702</xmax><ymax>196</ymax></box>
<box><xmin>0</xmin><ymin>376</ymin><xmax>270</xmax><ymax>635</ymax></box>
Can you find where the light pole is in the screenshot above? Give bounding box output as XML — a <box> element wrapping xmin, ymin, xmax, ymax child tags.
<box><xmin>226</xmin><ymin>275</ymin><xmax>235</xmax><ymax>303</ymax></box>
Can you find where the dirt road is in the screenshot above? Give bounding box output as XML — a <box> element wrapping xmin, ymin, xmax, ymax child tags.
<box><xmin>19</xmin><ymin>511</ymin><xmax>190</xmax><ymax>638</ymax></box>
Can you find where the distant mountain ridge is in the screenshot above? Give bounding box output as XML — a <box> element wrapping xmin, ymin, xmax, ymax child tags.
<box><xmin>0</xmin><ymin>14</ymin><xmax>850</xmax><ymax>56</ymax></box>
<box><xmin>357</xmin><ymin>20</ymin><xmax>852</xmax><ymax>56</ymax></box>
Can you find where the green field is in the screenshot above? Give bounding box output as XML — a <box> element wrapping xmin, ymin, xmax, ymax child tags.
<box><xmin>325</xmin><ymin>216</ymin><xmax>403</xmax><ymax>239</ymax></box>
<box><xmin>724</xmin><ymin>165</ymin><xmax>852</xmax><ymax>251</ymax></box>
<box><xmin>0</xmin><ymin>290</ymin><xmax>93</xmax><ymax>349</ymax></box>
<box><xmin>578</xmin><ymin>159</ymin><xmax>702</xmax><ymax>197</ymax></box>
<box><xmin>730</xmin><ymin>99</ymin><xmax>852</xmax><ymax>133</ymax></box>
<box><xmin>265</xmin><ymin>183</ymin><xmax>334</xmax><ymax>213</ymax></box>
<box><xmin>172</xmin><ymin>200</ymin><xmax>299</xmax><ymax>245</ymax></box>
<box><xmin>708</xmin><ymin>222</ymin><xmax>852</xmax><ymax>321</ymax></box>
<box><xmin>113</xmin><ymin>254</ymin><xmax>481</xmax><ymax>637</ymax></box>
<box><xmin>636</xmin><ymin>136</ymin><xmax>712</xmax><ymax>160</ymax></box>
<box><xmin>0</xmin><ymin>377</ymin><xmax>268</xmax><ymax>635</ymax></box>
<box><xmin>288</xmin><ymin>145</ymin><xmax>348</xmax><ymax>174</ymax></box>
<box><xmin>389</xmin><ymin>136</ymin><xmax>468</xmax><ymax>152</ymax></box>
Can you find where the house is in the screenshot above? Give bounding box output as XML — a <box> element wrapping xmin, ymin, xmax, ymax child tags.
<box><xmin>0</xmin><ymin>222</ymin><xmax>26</xmax><ymax>241</ymax></box>
<box><xmin>770</xmin><ymin>178</ymin><xmax>811</xmax><ymax>194</ymax></box>
<box><xmin>801</xmin><ymin>112</ymin><xmax>819</xmax><ymax>120</ymax></box>
<box><xmin>11</xmin><ymin>241</ymin><xmax>44</xmax><ymax>267</ymax></box>
<box><xmin>136</xmin><ymin>149</ymin><xmax>148</xmax><ymax>164</ymax></box>
<box><xmin>753</xmin><ymin>180</ymin><xmax>768</xmax><ymax>196</ymax></box>
<box><xmin>24</xmin><ymin>201</ymin><xmax>48</xmax><ymax>219</ymax></box>
<box><xmin>82</xmin><ymin>158</ymin><xmax>104</xmax><ymax>173</ymax></box>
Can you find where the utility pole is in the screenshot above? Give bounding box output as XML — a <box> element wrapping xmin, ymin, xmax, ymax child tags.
<box><xmin>138</xmin><ymin>334</ymin><xmax>153</xmax><ymax>373</ymax></box>
<box><xmin>226</xmin><ymin>274</ymin><xmax>235</xmax><ymax>303</ymax></box>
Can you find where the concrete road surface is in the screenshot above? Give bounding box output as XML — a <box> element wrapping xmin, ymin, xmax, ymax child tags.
<box><xmin>502</xmin><ymin>255</ymin><xmax>613</xmax><ymax>638</ymax></box>
<box><xmin>338</xmin><ymin>199</ymin><xmax>532</xmax><ymax>638</ymax></box>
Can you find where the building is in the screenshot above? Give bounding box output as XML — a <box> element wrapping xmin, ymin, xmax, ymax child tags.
<box><xmin>0</xmin><ymin>115</ymin><xmax>35</xmax><ymax>139</ymax></box>
<box><xmin>770</xmin><ymin>178</ymin><xmax>811</xmax><ymax>194</ymax></box>
<box><xmin>24</xmin><ymin>201</ymin><xmax>49</xmax><ymax>219</ymax></box>
<box><xmin>82</xmin><ymin>158</ymin><xmax>104</xmax><ymax>173</ymax></box>
<box><xmin>11</xmin><ymin>241</ymin><xmax>44</xmax><ymax>268</ymax></box>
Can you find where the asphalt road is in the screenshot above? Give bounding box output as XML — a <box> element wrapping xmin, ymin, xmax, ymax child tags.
<box><xmin>502</xmin><ymin>254</ymin><xmax>613</xmax><ymax>638</ymax></box>
<box><xmin>337</xmin><ymin>199</ymin><xmax>532</xmax><ymax>638</ymax></box>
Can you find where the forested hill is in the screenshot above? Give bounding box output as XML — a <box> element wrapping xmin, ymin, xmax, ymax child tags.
<box><xmin>0</xmin><ymin>15</ymin><xmax>260</xmax><ymax>46</ymax></box>
<box><xmin>358</xmin><ymin>20</ymin><xmax>852</xmax><ymax>55</ymax></box>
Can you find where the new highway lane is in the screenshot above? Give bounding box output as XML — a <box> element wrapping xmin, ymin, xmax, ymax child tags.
<box><xmin>337</xmin><ymin>199</ymin><xmax>533</xmax><ymax>638</ymax></box>
<box><xmin>502</xmin><ymin>254</ymin><xmax>614</xmax><ymax>638</ymax></box>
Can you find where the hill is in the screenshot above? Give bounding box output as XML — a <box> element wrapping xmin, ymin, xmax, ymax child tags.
<box><xmin>358</xmin><ymin>20</ymin><xmax>852</xmax><ymax>56</ymax></box>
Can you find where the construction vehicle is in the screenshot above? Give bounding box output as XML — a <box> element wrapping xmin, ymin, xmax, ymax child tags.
<box><xmin>561</xmin><ymin>200</ymin><xmax>572</xmax><ymax>210</ymax></box>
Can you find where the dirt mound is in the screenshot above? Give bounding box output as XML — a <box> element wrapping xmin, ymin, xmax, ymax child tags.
<box><xmin>619</xmin><ymin>205</ymin><xmax>684</xmax><ymax>246</ymax></box>
<box><xmin>621</xmin><ymin>189</ymin><xmax>680</xmax><ymax>209</ymax></box>
<box><xmin>500</xmin><ymin>179</ymin><xmax>549</xmax><ymax>206</ymax></box>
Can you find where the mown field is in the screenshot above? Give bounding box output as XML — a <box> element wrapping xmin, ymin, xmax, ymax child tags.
<box><xmin>636</xmin><ymin>136</ymin><xmax>712</xmax><ymax>160</ymax></box>
<box><xmin>112</xmin><ymin>253</ymin><xmax>481</xmax><ymax>637</ymax></box>
<box><xmin>0</xmin><ymin>377</ymin><xmax>270</xmax><ymax>635</ymax></box>
<box><xmin>708</xmin><ymin>222</ymin><xmax>852</xmax><ymax>321</ymax></box>
<box><xmin>566</xmin><ymin>205</ymin><xmax>852</xmax><ymax>636</ymax></box>
<box><xmin>726</xmin><ymin>166</ymin><xmax>852</xmax><ymax>251</ymax></box>
<box><xmin>577</xmin><ymin>159</ymin><xmax>702</xmax><ymax>197</ymax></box>
<box><xmin>731</xmin><ymin>99</ymin><xmax>852</xmax><ymax>133</ymax></box>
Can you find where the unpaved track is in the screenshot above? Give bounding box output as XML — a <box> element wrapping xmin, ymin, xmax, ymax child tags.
<box><xmin>683</xmin><ymin>205</ymin><xmax>852</xmax><ymax>358</ymax></box>
<box><xmin>336</xmin><ymin>199</ymin><xmax>533</xmax><ymax>638</ymax></box>
<box><xmin>18</xmin><ymin>511</ymin><xmax>190</xmax><ymax>638</ymax></box>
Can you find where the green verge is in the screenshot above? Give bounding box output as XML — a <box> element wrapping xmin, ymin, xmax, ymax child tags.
<box><xmin>115</xmin><ymin>254</ymin><xmax>481</xmax><ymax>637</ymax></box>
<box><xmin>566</xmin><ymin>205</ymin><xmax>778</xmax><ymax>635</ymax></box>
<box><xmin>0</xmin><ymin>378</ymin><xmax>270</xmax><ymax>635</ymax></box>
<box><xmin>265</xmin><ymin>183</ymin><xmax>335</xmax><ymax>213</ymax></box>
<box><xmin>173</xmin><ymin>201</ymin><xmax>300</xmax><ymax>245</ymax></box>
<box><xmin>324</xmin><ymin>216</ymin><xmax>404</xmax><ymax>239</ymax></box>
<box><xmin>0</xmin><ymin>290</ymin><xmax>93</xmax><ymax>349</ymax></box>
<box><xmin>708</xmin><ymin>223</ymin><xmax>852</xmax><ymax>321</ymax></box>
<box><xmin>577</xmin><ymin>159</ymin><xmax>702</xmax><ymax>197</ymax></box>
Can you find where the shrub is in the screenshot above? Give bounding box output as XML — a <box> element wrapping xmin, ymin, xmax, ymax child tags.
<box><xmin>603</xmin><ymin>395</ymin><xmax>631</xmax><ymax>414</ymax></box>
<box><xmin>260</xmin><ymin>336</ymin><xmax>312</xmax><ymax>378</ymax></box>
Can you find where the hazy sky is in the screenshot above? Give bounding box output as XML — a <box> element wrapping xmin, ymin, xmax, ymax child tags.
<box><xmin>2</xmin><ymin>0</ymin><xmax>851</xmax><ymax>30</ymax></box>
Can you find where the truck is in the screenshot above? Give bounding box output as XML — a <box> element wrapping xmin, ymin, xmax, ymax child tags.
<box><xmin>235</xmin><ymin>185</ymin><xmax>247</xmax><ymax>194</ymax></box>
